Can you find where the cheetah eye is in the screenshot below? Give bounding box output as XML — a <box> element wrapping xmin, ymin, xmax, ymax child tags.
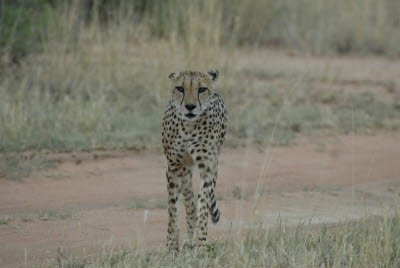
<box><xmin>175</xmin><ymin>86</ymin><xmax>184</xmax><ymax>93</ymax></box>
<box><xmin>198</xmin><ymin>87</ymin><xmax>208</xmax><ymax>93</ymax></box>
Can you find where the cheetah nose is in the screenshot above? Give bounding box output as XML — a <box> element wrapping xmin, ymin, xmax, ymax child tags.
<box><xmin>185</xmin><ymin>104</ymin><xmax>196</xmax><ymax>111</ymax></box>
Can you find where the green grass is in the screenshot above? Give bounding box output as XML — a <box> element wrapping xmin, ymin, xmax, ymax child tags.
<box><xmin>38</xmin><ymin>209</ymin><xmax>74</xmax><ymax>220</ymax></box>
<box><xmin>302</xmin><ymin>185</ymin><xmax>343</xmax><ymax>192</ymax></box>
<box><xmin>0</xmin><ymin>216</ymin><xmax>13</xmax><ymax>225</ymax></box>
<box><xmin>129</xmin><ymin>200</ymin><xmax>168</xmax><ymax>210</ymax></box>
<box><xmin>12</xmin><ymin>210</ymin><xmax>74</xmax><ymax>223</ymax></box>
<box><xmin>55</xmin><ymin>213</ymin><xmax>400</xmax><ymax>267</ymax></box>
<box><xmin>20</xmin><ymin>214</ymin><xmax>36</xmax><ymax>222</ymax></box>
<box><xmin>1</xmin><ymin>211</ymin><xmax>73</xmax><ymax>224</ymax></box>
<box><xmin>232</xmin><ymin>185</ymin><xmax>249</xmax><ymax>200</ymax></box>
<box><xmin>216</xmin><ymin>193</ymin><xmax>226</xmax><ymax>201</ymax></box>
<box><xmin>46</xmin><ymin>173</ymin><xmax>70</xmax><ymax>180</ymax></box>
<box><xmin>0</xmin><ymin>152</ymin><xmax>56</xmax><ymax>181</ymax></box>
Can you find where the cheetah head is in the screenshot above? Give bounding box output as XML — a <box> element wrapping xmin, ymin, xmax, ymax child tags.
<box><xmin>168</xmin><ymin>69</ymin><xmax>219</xmax><ymax>121</ymax></box>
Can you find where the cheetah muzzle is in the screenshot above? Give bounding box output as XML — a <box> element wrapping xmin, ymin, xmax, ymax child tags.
<box><xmin>162</xmin><ymin>69</ymin><xmax>227</xmax><ymax>250</ymax></box>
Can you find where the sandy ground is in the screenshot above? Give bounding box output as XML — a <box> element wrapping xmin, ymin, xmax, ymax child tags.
<box><xmin>0</xmin><ymin>132</ymin><xmax>399</xmax><ymax>267</ymax></box>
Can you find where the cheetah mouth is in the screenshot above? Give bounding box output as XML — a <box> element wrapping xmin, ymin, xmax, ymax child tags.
<box><xmin>185</xmin><ymin>113</ymin><xmax>197</xmax><ymax>119</ymax></box>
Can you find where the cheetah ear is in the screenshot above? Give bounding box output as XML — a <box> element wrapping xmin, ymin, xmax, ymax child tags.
<box><xmin>207</xmin><ymin>69</ymin><xmax>219</xmax><ymax>81</ymax></box>
<box><xmin>168</xmin><ymin>72</ymin><xmax>179</xmax><ymax>80</ymax></box>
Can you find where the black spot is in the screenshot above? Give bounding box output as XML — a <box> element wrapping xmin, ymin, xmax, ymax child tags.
<box><xmin>198</xmin><ymin>163</ymin><xmax>205</xmax><ymax>168</ymax></box>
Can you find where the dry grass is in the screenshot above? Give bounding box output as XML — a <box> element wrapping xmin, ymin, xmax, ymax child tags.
<box><xmin>1</xmin><ymin>1</ymin><xmax>399</xmax><ymax>180</ymax></box>
<box><xmin>56</xmin><ymin>213</ymin><xmax>400</xmax><ymax>267</ymax></box>
<box><xmin>1</xmin><ymin>12</ymin><xmax>399</xmax><ymax>152</ymax></box>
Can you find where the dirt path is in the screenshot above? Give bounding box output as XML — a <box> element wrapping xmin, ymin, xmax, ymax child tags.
<box><xmin>1</xmin><ymin>133</ymin><xmax>400</xmax><ymax>267</ymax></box>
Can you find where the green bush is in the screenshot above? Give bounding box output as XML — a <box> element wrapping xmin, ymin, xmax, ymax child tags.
<box><xmin>0</xmin><ymin>0</ymin><xmax>53</xmax><ymax>62</ymax></box>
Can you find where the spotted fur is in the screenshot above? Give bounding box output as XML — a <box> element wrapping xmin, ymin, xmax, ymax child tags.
<box><xmin>162</xmin><ymin>69</ymin><xmax>227</xmax><ymax>250</ymax></box>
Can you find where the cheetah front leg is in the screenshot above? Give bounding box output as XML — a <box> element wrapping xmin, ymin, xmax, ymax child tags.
<box><xmin>181</xmin><ymin>165</ymin><xmax>196</xmax><ymax>245</ymax></box>
<box><xmin>166</xmin><ymin>168</ymin><xmax>182</xmax><ymax>251</ymax></box>
<box><xmin>193</xmin><ymin>158</ymin><xmax>218</xmax><ymax>247</ymax></box>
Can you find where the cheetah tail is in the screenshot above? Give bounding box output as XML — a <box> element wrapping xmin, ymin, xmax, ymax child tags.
<box><xmin>210</xmin><ymin>192</ymin><xmax>220</xmax><ymax>224</ymax></box>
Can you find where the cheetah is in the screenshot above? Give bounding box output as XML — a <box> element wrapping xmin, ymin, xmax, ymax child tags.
<box><xmin>162</xmin><ymin>69</ymin><xmax>227</xmax><ymax>250</ymax></box>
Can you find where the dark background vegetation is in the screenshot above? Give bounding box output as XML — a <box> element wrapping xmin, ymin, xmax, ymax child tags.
<box><xmin>2</xmin><ymin>0</ymin><xmax>400</xmax><ymax>63</ymax></box>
